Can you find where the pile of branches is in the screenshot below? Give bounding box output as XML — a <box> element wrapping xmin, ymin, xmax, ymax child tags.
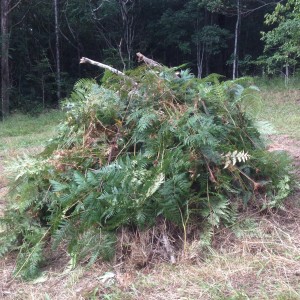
<box><xmin>0</xmin><ymin>54</ymin><xmax>291</xmax><ymax>279</ymax></box>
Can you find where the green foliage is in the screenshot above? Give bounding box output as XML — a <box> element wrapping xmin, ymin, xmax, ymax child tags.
<box><xmin>0</xmin><ymin>66</ymin><xmax>292</xmax><ymax>279</ymax></box>
<box><xmin>4</xmin><ymin>0</ymin><xmax>288</xmax><ymax>115</ymax></box>
<box><xmin>260</xmin><ymin>0</ymin><xmax>300</xmax><ymax>75</ymax></box>
<box><xmin>192</xmin><ymin>25</ymin><xmax>231</xmax><ymax>56</ymax></box>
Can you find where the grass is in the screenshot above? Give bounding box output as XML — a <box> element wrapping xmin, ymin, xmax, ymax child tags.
<box><xmin>0</xmin><ymin>110</ymin><xmax>63</xmax><ymax>210</ymax></box>
<box><xmin>257</xmin><ymin>90</ymin><xmax>300</xmax><ymax>140</ymax></box>
<box><xmin>3</xmin><ymin>211</ymin><xmax>299</xmax><ymax>299</ymax></box>
<box><xmin>1</xmin><ymin>83</ymin><xmax>300</xmax><ymax>299</ymax></box>
<box><xmin>0</xmin><ymin>110</ymin><xmax>63</xmax><ymax>155</ymax></box>
<box><xmin>94</xmin><ymin>210</ymin><xmax>300</xmax><ymax>300</ymax></box>
<box><xmin>254</xmin><ymin>76</ymin><xmax>300</xmax><ymax>92</ymax></box>
<box><xmin>255</xmin><ymin>77</ymin><xmax>300</xmax><ymax>140</ymax></box>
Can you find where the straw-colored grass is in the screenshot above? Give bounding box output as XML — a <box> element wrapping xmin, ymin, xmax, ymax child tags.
<box><xmin>1</xmin><ymin>208</ymin><xmax>300</xmax><ymax>299</ymax></box>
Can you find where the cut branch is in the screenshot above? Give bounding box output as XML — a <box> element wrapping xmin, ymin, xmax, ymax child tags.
<box><xmin>136</xmin><ymin>52</ymin><xmax>161</xmax><ymax>67</ymax></box>
<box><xmin>79</xmin><ymin>57</ymin><xmax>137</xmax><ymax>85</ymax></box>
<box><xmin>80</xmin><ymin>57</ymin><xmax>126</xmax><ymax>76</ymax></box>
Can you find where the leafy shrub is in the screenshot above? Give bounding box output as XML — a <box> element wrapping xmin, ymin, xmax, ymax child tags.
<box><xmin>0</xmin><ymin>66</ymin><xmax>292</xmax><ymax>279</ymax></box>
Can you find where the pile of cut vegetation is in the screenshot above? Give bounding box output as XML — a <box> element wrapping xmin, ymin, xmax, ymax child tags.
<box><xmin>0</xmin><ymin>55</ymin><xmax>292</xmax><ymax>279</ymax></box>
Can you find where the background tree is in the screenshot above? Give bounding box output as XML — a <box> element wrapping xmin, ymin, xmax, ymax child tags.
<box><xmin>1</xmin><ymin>0</ymin><xmax>10</xmax><ymax>120</ymax></box>
<box><xmin>0</xmin><ymin>0</ymin><xmax>286</xmax><ymax>115</ymax></box>
<box><xmin>224</xmin><ymin>0</ymin><xmax>283</xmax><ymax>78</ymax></box>
<box><xmin>54</xmin><ymin>0</ymin><xmax>61</xmax><ymax>101</ymax></box>
<box><xmin>193</xmin><ymin>25</ymin><xmax>230</xmax><ymax>78</ymax></box>
<box><xmin>261</xmin><ymin>0</ymin><xmax>300</xmax><ymax>83</ymax></box>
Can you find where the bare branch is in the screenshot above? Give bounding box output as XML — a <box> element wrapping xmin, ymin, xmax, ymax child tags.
<box><xmin>59</xmin><ymin>28</ymin><xmax>78</xmax><ymax>50</ymax></box>
<box><xmin>92</xmin><ymin>2</ymin><xmax>105</xmax><ymax>12</ymax></box>
<box><xmin>64</xmin><ymin>0</ymin><xmax>76</xmax><ymax>41</ymax></box>
<box><xmin>79</xmin><ymin>57</ymin><xmax>137</xmax><ymax>85</ymax></box>
<box><xmin>11</xmin><ymin>6</ymin><xmax>30</xmax><ymax>28</ymax></box>
<box><xmin>7</xmin><ymin>0</ymin><xmax>22</xmax><ymax>15</ymax></box>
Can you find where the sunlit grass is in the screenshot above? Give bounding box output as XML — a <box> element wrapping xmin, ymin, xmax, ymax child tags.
<box><xmin>0</xmin><ymin>110</ymin><xmax>63</xmax><ymax>153</ymax></box>
<box><xmin>255</xmin><ymin>80</ymin><xmax>300</xmax><ymax>140</ymax></box>
<box><xmin>254</xmin><ymin>76</ymin><xmax>300</xmax><ymax>92</ymax></box>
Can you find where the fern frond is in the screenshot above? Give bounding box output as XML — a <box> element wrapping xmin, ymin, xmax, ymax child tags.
<box><xmin>223</xmin><ymin>150</ymin><xmax>251</xmax><ymax>169</ymax></box>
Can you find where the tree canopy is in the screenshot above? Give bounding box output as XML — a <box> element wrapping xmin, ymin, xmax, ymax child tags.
<box><xmin>261</xmin><ymin>0</ymin><xmax>300</xmax><ymax>81</ymax></box>
<box><xmin>0</xmin><ymin>0</ymin><xmax>292</xmax><ymax>116</ymax></box>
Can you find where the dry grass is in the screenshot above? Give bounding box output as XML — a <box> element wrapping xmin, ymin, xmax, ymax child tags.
<box><xmin>108</xmin><ymin>207</ymin><xmax>300</xmax><ymax>300</ymax></box>
<box><xmin>1</xmin><ymin>207</ymin><xmax>300</xmax><ymax>299</ymax></box>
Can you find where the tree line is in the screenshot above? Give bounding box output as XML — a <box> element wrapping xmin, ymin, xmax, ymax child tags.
<box><xmin>0</xmin><ymin>0</ymin><xmax>297</xmax><ymax>119</ymax></box>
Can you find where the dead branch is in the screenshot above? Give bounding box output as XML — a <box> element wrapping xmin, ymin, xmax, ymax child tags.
<box><xmin>136</xmin><ymin>52</ymin><xmax>161</xmax><ymax>67</ymax></box>
<box><xmin>79</xmin><ymin>57</ymin><xmax>137</xmax><ymax>85</ymax></box>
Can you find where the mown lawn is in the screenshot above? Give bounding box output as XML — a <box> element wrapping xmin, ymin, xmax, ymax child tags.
<box><xmin>0</xmin><ymin>111</ymin><xmax>64</xmax><ymax>153</ymax></box>
<box><xmin>255</xmin><ymin>77</ymin><xmax>300</xmax><ymax>140</ymax></box>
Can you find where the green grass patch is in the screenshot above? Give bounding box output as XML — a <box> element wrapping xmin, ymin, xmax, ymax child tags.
<box><xmin>254</xmin><ymin>76</ymin><xmax>300</xmax><ymax>92</ymax></box>
<box><xmin>0</xmin><ymin>110</ymin><xmax>63</xmax><ymax>152</ymax></box>
<box><xmin>253</xmin><ymin>76</ymin><xmax>300</xmax><ymax>140</ymax></box>
<box><xmin>256</xmin><ymin>89</ymin><xmax>300</xmax><ymax>140</ymax></box>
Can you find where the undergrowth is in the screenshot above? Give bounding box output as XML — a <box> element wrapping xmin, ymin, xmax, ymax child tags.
<box><xmin>0</xmin><ymin>66</ymin><xmax>292</xmax><ymax>280</ymax></box>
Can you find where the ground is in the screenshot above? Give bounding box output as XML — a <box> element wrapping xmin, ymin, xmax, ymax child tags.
<box><xmin>0</xmin><ymin>132</ymin><xmax>299</xmax><ymax>300</ymax></box>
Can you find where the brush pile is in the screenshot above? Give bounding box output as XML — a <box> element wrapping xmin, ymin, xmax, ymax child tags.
<box><xmin>0</xmin><ymin>56</ymin><xmax>291</xmax><ymax>279</ymax></box>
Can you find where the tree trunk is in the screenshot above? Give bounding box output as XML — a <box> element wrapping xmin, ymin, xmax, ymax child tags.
<box><xmin>1</xmin><ymin>0</ymin><xmax>10</xmax><ymax>120</ymax></box>
<box><xmin>119</xmin><ymin>0</ymin><xmax>135</xmax><ymax>69</ymax></box>
<box><xmin>205</xmin><ymin>51</ymin><xmax>210</xmax><ymax>76</ymax></box>
<box><xmin>195</xmin><ymin>15</ymin><xmax>204</xmax><ymax>79</ymax></box>
<box><xmin>54</xmin><ymin>0</ymin><xmax>61</xmax><ymax>101</ymax></box>
<box><xmin>285</xmin><ymin>63</ymin><xmax>289</xmax><ymax>86</ymax></box>
<box><xmin>196</xmin><ymin>43</ymin><xmax>205</xmax><ymax>79</ymax></box>
<box><xmin>233</xmin><ymin>0</ymin><xmax>241</xmax><ymax>80</ymax></box>
<box><xmin>42</xmin><ymin>75</ymin><xmax>45</xmax><ymax>110</ymax></box>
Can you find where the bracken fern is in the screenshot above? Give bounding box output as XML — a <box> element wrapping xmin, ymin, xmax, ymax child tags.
<box><xmin>0</xmin><ymin>66</ymin><xmax>292</xmax><ymax>279</ymax></box>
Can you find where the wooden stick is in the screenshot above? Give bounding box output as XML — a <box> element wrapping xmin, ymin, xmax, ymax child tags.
<box><xmin>79</xmin><ymin>57</ymin><xmax>137</xmax><ymax>85</ymax></box>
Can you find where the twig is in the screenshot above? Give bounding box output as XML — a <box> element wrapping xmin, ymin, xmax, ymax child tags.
<box><xmin>201</xmin><ymin>100</ymin><xmax>210</xmax><ymax>115</ymax></box>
